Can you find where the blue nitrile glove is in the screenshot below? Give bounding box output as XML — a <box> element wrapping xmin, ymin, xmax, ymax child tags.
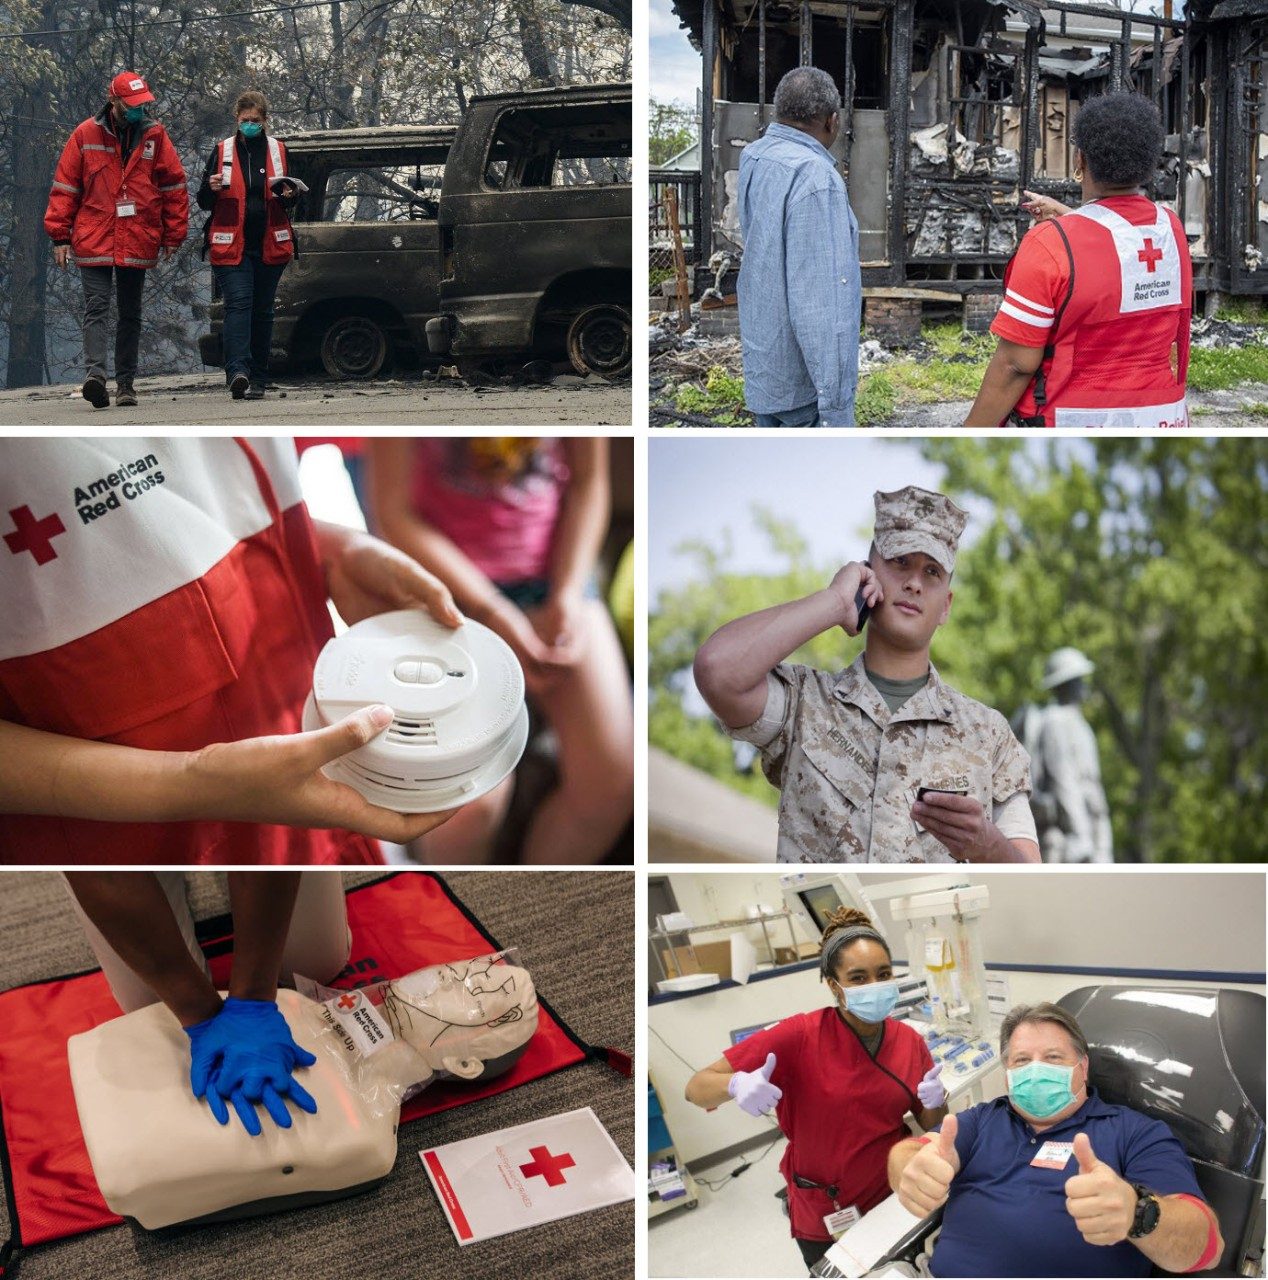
<box><xmin>184</xmin><ymin>997</ymin><xmax>318</xmax><ymax>1137</ymax></box>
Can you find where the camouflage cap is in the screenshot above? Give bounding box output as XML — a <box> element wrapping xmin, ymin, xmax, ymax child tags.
<box><xmin>872</xmin><ymin>486</ymin><xmax>968</xmax><ymax>574</ymax></box>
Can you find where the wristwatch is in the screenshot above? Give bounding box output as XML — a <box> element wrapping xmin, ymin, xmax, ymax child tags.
<box><xmin>1128</xmin><ymin>1183</ymin><xmax>1162</xmax><ymax>1238</ymax></box>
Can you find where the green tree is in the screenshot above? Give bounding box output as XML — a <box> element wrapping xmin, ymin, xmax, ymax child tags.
<box><xmin>649</xmin><ymin>438</ymin><xmax>1268</xmax><ymax>861</ymax></box>
<box><xmin>649</xmin><ymin>97</ymin><xmax>695</xmax><ymax>166</ymax></box>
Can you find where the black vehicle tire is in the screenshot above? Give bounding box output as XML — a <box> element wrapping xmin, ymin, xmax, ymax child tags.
<box><xmin>320</xmin><ymin>314</ymin><xmax>390</xmax><ymax>380</ymax></box>
<box><xmin>566</xmin><ymin>303</ymin><xmax>631</xmax><ymax>378</ymax></box>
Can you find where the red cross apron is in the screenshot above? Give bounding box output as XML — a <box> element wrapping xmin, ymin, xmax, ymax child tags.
<box><xmin>0</xmin><ymin>437</ymin><xmax>382</xmax><ymax>865</ymax></box>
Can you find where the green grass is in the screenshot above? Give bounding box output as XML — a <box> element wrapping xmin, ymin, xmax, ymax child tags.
<box><xmin>674</xmin><ymin>364</ymin><xmax>748</xmax><ymax>424</ymax></box>
<box><xmin>1211</xmin><ymin>297</ymin><xmax>1266</xmax><ymax>324</ymax></box>
<box><xmin>1187</xmin><ymin>344</ymin><xmax>1268</xmax><ymax>391</ymax></box>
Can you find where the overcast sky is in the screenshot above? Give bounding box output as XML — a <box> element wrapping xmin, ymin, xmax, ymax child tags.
<box><xmin>650</xmin><ymin>0</ymin><xmax>702</xmax><ymax>107</ymax></box>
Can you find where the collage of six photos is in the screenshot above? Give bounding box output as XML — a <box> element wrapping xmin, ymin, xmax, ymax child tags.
<box><xmin>0</xmin><ymin>4</ymin><xmax>1267</xmax><ymax>1279</ymax></box>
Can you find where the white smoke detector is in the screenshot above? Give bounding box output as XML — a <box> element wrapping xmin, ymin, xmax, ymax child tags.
<box><xmin>301</xmin><ymin>610</ymin><xmax>529</xmax><ymax>813</ymax></box>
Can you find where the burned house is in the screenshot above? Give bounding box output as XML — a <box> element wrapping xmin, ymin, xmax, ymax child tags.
<box><xmin>670</xmin><ymin>0</ymin><xmax>1268</xmax><ymax>331</ymax></box>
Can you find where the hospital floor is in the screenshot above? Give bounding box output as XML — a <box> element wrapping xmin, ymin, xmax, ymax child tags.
<box><xmin>0</xmin><ymin>869</ymin><xmax>634</xmax><ymax>1280</ymax></box>
<box><xmin>650</xmin><ymin>1135</ymin><xmax>815</xmax><ymax>1279</ymax></box>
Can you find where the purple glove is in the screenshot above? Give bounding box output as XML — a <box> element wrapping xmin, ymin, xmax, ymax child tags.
<box><xmin>917</xmin><ymin>1063</ymin><xmax>947</xmax><ymax>1109</ymax></box>
<box><xmin>728</xmin><ymin>1052</ymin><xmax>782</xmax><ymax>1117</ymax></box>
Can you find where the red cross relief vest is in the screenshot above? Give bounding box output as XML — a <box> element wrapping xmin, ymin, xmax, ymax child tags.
<box><xmin>208</xmin><ymin>133</ymin><xmax>295</xmax><ymax>266</ymax></box>
<box><xmin>1013</xmin><ymin>199</ymin><xmax>1191</xmax><ymax>427</ymax></box>
<box><xmin>0</xmin><ymin>438</ymin><xmax>381</xmax><ymax>866</ymax></box>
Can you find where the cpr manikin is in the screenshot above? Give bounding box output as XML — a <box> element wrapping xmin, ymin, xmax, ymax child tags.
<box><xmin>380</xmin><ymin>955</ymin><xmax>539</xmax><ymax>1084</ymax></box>
<box><xmin>68</xmin><ymin>989</ymin><xmax>399</xmax><ymax>1229</ymax></box>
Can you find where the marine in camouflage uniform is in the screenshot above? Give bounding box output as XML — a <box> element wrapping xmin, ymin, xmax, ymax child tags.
<box><xmin>698</xmin><ymin>486</ymin><xmax>1035</xmax><ymax>864</ymax></box>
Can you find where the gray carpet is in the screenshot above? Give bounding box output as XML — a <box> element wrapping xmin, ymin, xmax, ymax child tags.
<box><xmin>0</xmin><ymin>870</ymin><xmax>634</xmax><ymax>1280</ymax></box>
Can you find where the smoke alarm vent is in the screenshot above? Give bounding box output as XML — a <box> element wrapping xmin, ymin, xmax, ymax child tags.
<box><xmin>302</xmin><ymin>610</ymin><xmax>528</xmax><ymax>813</ymax></box>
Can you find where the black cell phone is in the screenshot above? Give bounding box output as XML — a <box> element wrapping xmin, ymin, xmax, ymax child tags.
<box><xmin>916</xmin><ymin>787</ymin><xmax>969</xmax><ymax>802</ymax></box>
<box><xmin>854</xmin><ymin>585</ymin><xmax>870</xmax><ymax>630</ymax></box>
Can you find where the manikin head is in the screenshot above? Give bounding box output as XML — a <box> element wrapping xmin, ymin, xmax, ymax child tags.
<box><xmin>772</xmin><ymin>66</ymin><xmax>842</xmax><ymax>151</ymax></box>
<box><xmin>381</xmin><ymin>956</ymin><xmax>538</xmax><ymax>1082</ymax></box>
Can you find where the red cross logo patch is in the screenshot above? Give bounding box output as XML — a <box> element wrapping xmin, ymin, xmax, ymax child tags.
<box><xmin>336</xmin><ymin>993</ymin><xmax>359</xmax><ymax>1010</ymax></box>
<box><xmin>4</xmin><ymin>505</ymin><xmax>66</xmax><ymax>566</ymax></box>
<box><xmin>1137</xmin><ymin>238</ymin><xmax>1164</xmax><ymax>273</ymax></box>
<box><xmin>519</xmin><ymin>1145</ymin><xmax>576</xmax><ymax>1187</ymax></box>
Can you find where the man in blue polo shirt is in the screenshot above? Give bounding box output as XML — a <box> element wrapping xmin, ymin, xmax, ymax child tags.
<box><xmin>888</xmin><ymin>1002</ymin><xmax>1222</xmax><ymax>1277</ymax></box>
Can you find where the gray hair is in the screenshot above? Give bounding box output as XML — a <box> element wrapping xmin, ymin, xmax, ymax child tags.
<box><xmin>773</xmin><ymin>67</ymin><xmax>841</xmax><ymax>126</ymax></box>
<box><xmin>999</xmin><ymin>1002</ymin><xmax>1090</xmax><ymax>1062</ymax></box>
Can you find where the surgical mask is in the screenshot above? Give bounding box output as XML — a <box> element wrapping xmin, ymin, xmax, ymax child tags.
<box><xmin>123</xmin><ymin>105</ymin><xmax>146</xmax><ymax>124</ymax></box>
<box><xmin>1006</xmin><ymin>1061</ymin><xmax>1078</xmax><ymax>1119</ymax></box>
<box><xmin>839</xmin><ymin>979</ymin><xmax>899</xmax><ymax>1025</ymax></box>
<box><xmin>238</xmin><ymin>121</ymin><xmax>263</xmax><ymax>138</ymax></box>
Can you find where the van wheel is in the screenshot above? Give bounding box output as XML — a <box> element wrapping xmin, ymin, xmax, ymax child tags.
<box><xmin>566</xmin><ymin>304</ymin><xmax>630</xmax><ymax>378</ymax></box>
<box><xmin>320</xmin><ymin>315</ymin><xmax>389</xmax><ymax>380</ymax></box>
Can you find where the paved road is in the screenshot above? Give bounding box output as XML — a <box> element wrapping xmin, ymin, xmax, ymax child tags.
<box><xmin>0</xmin><ymin>372</ymin><xmax>632</xmax><ymax>427</ymax></box>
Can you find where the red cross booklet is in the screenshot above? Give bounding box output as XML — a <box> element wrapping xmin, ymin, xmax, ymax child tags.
<box><xmin>419</xmin><ymin>1106</ymin><xmax>634</xmax><ymax>1244</ymax></box>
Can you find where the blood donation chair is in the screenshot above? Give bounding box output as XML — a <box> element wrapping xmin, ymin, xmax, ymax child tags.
<box><xmin>67</xmin><ymin>989</ymin><xmax>401</xmax><ymax>1230</ymax></box>
<box><xmin>813</xmin><ymin>985</ymin><xmax>1265</xmax><ymax>1279</ymax></box>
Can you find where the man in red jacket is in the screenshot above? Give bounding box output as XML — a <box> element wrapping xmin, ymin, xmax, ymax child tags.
<box><xmin>44</xmin><ymin>71</ymin><xmax>188</xmax><ymax>409</ymax></box>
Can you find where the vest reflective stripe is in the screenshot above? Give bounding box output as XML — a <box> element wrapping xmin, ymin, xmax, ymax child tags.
<box><xmin>1052</xmin><ymin>398</ymin><xmax>1188</xmax><ymax>428</ymax></box>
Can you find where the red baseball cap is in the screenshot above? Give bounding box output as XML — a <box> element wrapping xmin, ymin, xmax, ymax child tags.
<box><xmin>109</xmin><ymin>72</ymin><xmax>155</xmax><ymax>106</ymax></box>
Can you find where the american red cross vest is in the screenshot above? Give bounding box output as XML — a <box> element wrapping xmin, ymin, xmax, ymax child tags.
<box><xmin>1015</xmin><ymin>199</ymin><xmax>1191</xmax><ymax>427</ymax></box>
<box><xmin>208</xmin><ymin>134</ymin><xmax>295</xmax><ymax>267</ymax></box>
<box><xmin>0</xmin><ymin>438</ymin><xmax>379</xmax><ymax>865</ymax></box>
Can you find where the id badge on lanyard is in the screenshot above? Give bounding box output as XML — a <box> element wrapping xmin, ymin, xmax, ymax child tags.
<box><xmin>116</xmin><ymin>200</ymin><xmax>137</xmax><ymax>218</ymax></box>
<box><xmin>823</xmin><ymin>1203</ymin><xmax>861</xmax><ymax>1238</ymax></box>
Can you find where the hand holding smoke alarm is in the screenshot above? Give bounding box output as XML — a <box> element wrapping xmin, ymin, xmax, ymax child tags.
<box><xmin>302</xmin><ymin>610</ymin><xmax>529</xmax><ymax>814</ymax></box>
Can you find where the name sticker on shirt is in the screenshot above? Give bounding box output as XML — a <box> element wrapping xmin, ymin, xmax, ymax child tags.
<box><xmin>1031</xmin><ymin>1140</ymin><xmax>1075</xmax><ymax>1170</ymax></box>
<box><xmin>823</xmin><ymin>1205</ymin><xmax>861</xmax><ymax>1238</ymax></box>
<box><xmin>115</xmin><ymin>201</ymin><xmax>137</xmax><ymax>218</ymax></box>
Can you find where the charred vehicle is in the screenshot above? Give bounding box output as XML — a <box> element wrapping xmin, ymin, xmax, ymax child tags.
<box><xmin>425</xmin><ymin>82</ymin><xmax>633</xmax><ymax>377</ymax></box>
<box><xmin>198</xmin><ymin>125</ymin><xmax>455</xmax><ymax>379</ymax></box>
<box><xmin>671</xmin><ymin>0</ymin><xmax>1268</xmax><ymax>327</ymax></box>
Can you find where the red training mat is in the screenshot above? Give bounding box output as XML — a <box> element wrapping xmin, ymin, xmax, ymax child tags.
<box><xmin>0</xmin><ymin>873</ymin><xmax>590</xmax><ymax>1254</ymax></box>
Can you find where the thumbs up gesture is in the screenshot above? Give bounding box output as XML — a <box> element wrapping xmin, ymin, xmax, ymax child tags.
<box><xmin>727</xmin><ymin>1052</ymin><xmax>783</xmax><ymax>1117</ymax></box>
<box><xmin>1064</xmin><ymin>1132</ymin><xmax>1137</xmax><ymax>1245</ymax></box>
<box><xmin>897</xmin><ymin>1112</ymin><xmax>961</xmax><ymax>1217</ymax></box>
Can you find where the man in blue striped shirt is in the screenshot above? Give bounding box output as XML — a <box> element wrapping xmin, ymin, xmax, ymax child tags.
<box><xmin>736</xmin><ymin>67</ymin><xmax>862</xmax><ymax>427</ymax></box>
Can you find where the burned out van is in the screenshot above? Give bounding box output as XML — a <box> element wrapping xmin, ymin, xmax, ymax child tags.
<box><xmin>426</xmin><ymin>82</ymin><xmax>633</xmax><ymax>378</ymax></box>
<box><xmin>199</xmin><ymin>81</ymin><xmax>632</xmax><ymax>380</ymax></box>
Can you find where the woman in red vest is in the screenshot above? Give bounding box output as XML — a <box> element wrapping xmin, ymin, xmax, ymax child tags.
<box><xmin>967</xmin><ymin>93</ymin><xmax>1192</xmax><ymax>428</ymax></box>
<box><xmin>197</xmin><ymin>90</ymin><xmax>298</xmax><ymax>400</ymax></box>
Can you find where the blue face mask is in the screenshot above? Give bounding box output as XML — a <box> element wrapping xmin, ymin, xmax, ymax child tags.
<box><xmin>840</xmin><ymin>979</ymin><xmax>900</xmax><ymax>1025</ymax></box>
<box><xmin>1006</xmin><ymin>1061</ymin><xmax>1079</xmax><ymax>1119</ymax></box>
<box><xmin>238</xmin><ymin>120</ymin><xmax>264</xmax><ymax>138</ymax></box>
<box><xmin>123</xmin><ymin>105</ymin><xmax>146</xmax><ymax>124</ymax></box>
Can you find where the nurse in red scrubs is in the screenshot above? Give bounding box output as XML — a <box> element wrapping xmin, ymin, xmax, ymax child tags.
<box><xmin>685</xmin><ymin>908</ymin><xmax>948</xmax><ymax>1274</ymax></box>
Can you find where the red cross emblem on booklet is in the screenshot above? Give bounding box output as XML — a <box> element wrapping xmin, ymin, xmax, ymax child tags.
<box><xmin>519</xmin><ymin>1146</ymin><xmax>576</xmax><ymax>1187</ymax></box>
<box><xmin>4</xmin><ymin>505</ymin><xmax>66</xmax><ymax>566</ymax></box>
